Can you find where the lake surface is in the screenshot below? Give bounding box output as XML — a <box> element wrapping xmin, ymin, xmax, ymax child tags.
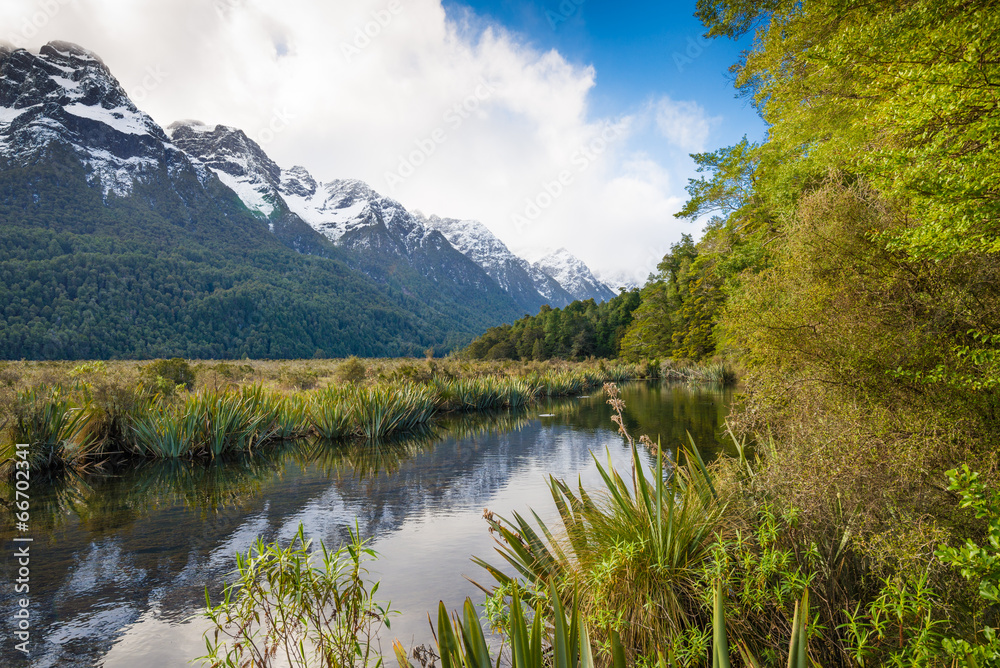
<box><xmin>0</xmin><ymin>381</ymin><xmax>735</xmax><ymax>667</ymax></box>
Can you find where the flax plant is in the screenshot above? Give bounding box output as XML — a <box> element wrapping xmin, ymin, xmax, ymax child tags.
<box><xmin>476</xmin><ymin>383</ymin><xmax>725</xmax><ymax>662</ymax></box>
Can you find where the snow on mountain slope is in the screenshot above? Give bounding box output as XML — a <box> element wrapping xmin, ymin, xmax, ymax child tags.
<box><xmin>0</xmin><ymin>42</ymin><xmax>202</xmax><ymax>197</ymax></box>
<box><xmin>533</xmin><ymin>248</ymin><xmax>617</xmax><ymax>303</ymax></box>
<box><xmin>597</xmin><ymin>269</ymin><xmax>643</xmax><ymax>292</ymax></box>
<box><xmin>168</xmin><ymin>123</ymin><xmax>514</xmax><ymax>304</ymax></box>
<box><xmin>418</xmin><ymin>213</ymin><xmax>575</xmax><ymax>311</ymax></box>
<box><xmin>168</xmin><ymin>121</ymin><xmax>282</xmax><ymax>218</ymax></box>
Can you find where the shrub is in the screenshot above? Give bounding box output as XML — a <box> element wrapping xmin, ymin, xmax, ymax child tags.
<box><xmin>199</xmin><ymin>524</ymin><xmax>392</xmax><ymax>668</ymax></box>
<box><xmin>141</xmin><ymin>358</ymin><xmax>196</xmax><ymax>392</ymax></box>
<box><xmin>336</xmin><ymin>356</ymin><xmax>366</xmax><ymax>384</ymax></box>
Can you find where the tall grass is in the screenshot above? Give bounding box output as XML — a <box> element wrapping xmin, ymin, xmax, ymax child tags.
<box><xmin>433</xmin><ymin>376</ymin><xmax>534</xmax><ymax>411</ymax></box>
<box><xmin>131</xmin><ymin>402</ymin><xmax>188</xmax><ymax>458</ymax></box>
<box><xmin>661</xmin><ymin>359</ymin><xmax>738</xmax><ymax>386</ymax></box>
<box><xmin>475</xmin><ymin>383</ymin><xmax>725</xmax><ymax>662</ymax></box>
<box><xmin>310</xmin><ymin>387</ymin><xmax>354</xmax><ymax>440</ymax></box>
<box><xmin>351</xmin><ymin>384</ymin><xmax>437</xmax><ymax>439</ymax></box>
<box><xmin>3</xmin><ymin>386</ymin><xmax>90</xmax><ymax>473</ymax></box>
<box><xmin>2</xmin><ymin>362</ymin><xmax>639</xmax><ymax>468</ymax></box>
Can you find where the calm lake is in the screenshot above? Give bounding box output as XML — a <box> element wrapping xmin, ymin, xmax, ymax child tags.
<box><xmin>1</xmin><ymin>381</ymin><xmax>735</xmax><ymax>667</ymax></box>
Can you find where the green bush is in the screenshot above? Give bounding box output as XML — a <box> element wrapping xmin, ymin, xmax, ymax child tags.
<box><xmin>336</xmin><ymin>356</ymin><xmax>366</xmax><ymax>384</ymax></box>
<box><xmin>141</xmin><ymin>358</ymin><xmax>195</xmax><ymax>392</ymax></box>
<box><xmin>199</xmin><ymin>523</ymin><xmax>392</xmax><ymax>668</ymax></box>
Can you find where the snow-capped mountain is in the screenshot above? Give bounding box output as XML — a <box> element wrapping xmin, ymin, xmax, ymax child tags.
<box><xmin>170</xmin><ymin>120</ymin><xmax>613</xmax><ymax>311</ymax></box>
<box><xmin>0</xmin><ymin>40</ymin><xmax>618</xmax><ymax>361</ymax></box>
<box><xmin>168</xmin><ymin>121</ymin><xmax>510</xmax><ymax>301</ymax></box>
<box><xmin>0</xmin><ymin>41</ymin><xmax>531</xmax><ymax>358</ymax></box>
<box><xmin>532</xmin><ymin>249</ymin><xmax>617</xmax><ymax>303</ymax></box>
<box><xmin>417</xmin><ymin>213</ymin><xmax>575</xmax><ymax>311</ymax></box>
<box><xmin>0</xmin><ymin>41</ymin><xmax>205</xmax><ymax>197</ymax></box>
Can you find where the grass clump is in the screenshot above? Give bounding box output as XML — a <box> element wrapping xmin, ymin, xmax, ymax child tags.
<box><xmin>1</xmin><ymin>386</ymin><xmax>89</xmax><ymax>474</ymax></box>
<box><xmin>0</xmin><ymin>359</ymin><xmax>640</xmax><ymax>469</ymax></box>
<box><xmin>477</xmin><ymin>383</ymin><xmax>725</xmax><ymax>663</ymax></box>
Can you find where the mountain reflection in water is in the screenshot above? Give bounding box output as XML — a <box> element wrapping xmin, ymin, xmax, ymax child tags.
<box><xmin>0</xmin><ymin>381</ymin><xmax>734</xmax><ymax>667</ymax></box>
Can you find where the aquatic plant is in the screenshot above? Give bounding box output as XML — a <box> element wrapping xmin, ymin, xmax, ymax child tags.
<box><xmin>3</xmin><ymin>386</ymin><xmax>89</xmax><ymax>473</ymax></box>
<box><xmin>352</xmin><ymin>384</ymin><xmax>437</xmax><ymax>439</ymax></box>
<box><xmin>200</xmin><ymin>523</ymin><xmax>392</xmax><ymax>668</ymax></box>
<box><xmin>476</xmin><ymin>384</ymin><xmax>725</xmax><ymax>662</ymax></box>
<box><xmin>131</xmin><ymin>402</ymin><xmax>188</xmax><ymax>459</ymax></box>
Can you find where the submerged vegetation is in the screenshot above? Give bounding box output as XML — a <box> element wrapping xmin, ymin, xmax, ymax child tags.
<box><xmin>0</xmin><ymin>357</ymin><xmax>638</xmax><ymax>474</ymax></box>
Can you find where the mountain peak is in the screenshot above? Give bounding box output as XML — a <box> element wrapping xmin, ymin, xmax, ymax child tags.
<box><xmin>534</xmin><ymin>248</ymin><xmax>615</xmax><ymax>303</ymax></box>
<box><xmin>0</xmin><ymin>42</ymin><xmax>182</xmax><ymax>197</ymax></box>
<box><xmin>169</xmin><ymin>120</ymin><xmax>283</xmax><ymax>215</ymax></box>
<box><xmin>39</xmin><ymin>41</ymin><xmax>106</xmax><ymax>66</ymax></box>
<box><xmin>167</xmin><ymin>119</ymin><xmax>215</xmax><ymax>133</ymax></box>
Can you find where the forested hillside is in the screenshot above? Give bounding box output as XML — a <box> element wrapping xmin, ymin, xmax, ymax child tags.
<box><xmin>464</xmin><ymin>289</ymin><xmax>640</xmax><ymax>360</ymax></box>
<box><xmin>0</xmin><ymin>155</ymin><xmax>493</xmax><ymax>358</ymax></box>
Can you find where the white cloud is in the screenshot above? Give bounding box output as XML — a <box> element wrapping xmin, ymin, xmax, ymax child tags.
<box><xmin>0</xmin><ymin>0</ymin><xmax>715</xmax><ymax>281</ymax></box>
<box><xmin>654</xmin><ymin>96</ymin><xmax>715</xmax><ymax>153</ymax></box>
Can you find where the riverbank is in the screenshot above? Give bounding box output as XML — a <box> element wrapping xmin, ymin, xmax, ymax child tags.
<box><xmin>0</xmin><ymin>358</ymin><xmax>644</xmax><ymax>474</ymax></box>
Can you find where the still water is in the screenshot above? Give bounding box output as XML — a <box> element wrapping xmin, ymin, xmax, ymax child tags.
<box><xmin>0</xmin><ymin>382</ymin><xmax>735</xmax><ymax>667</ymax></box>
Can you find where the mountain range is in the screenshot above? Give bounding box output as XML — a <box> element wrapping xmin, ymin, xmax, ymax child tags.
<box><xmin>0</xmin><ymin>41</ymin><xmax>615</xmax><ymax>359</ymax></box>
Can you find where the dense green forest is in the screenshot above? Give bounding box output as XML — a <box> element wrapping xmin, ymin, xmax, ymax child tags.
<box><xmin>463</xmin><ymin>229</ymin><xmax>737</xmax><ymax>363</ymax></box>
<box><xmin>463</xmin><ymin>289</ymin><xmax>641</xmax><ymax>360</ymax></box>
<box><xmin>0</xmin><ymin>152</ymin><xmax>519</xmax><ymax>359</ymax></box>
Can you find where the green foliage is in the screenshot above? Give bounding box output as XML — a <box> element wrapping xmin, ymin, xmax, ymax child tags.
<box><xmin>619</xmin><ymin>232</ymin><xmax>725</xmax><ymax>362</ymax></box>
<box><xmin>934</xmin><ymin>466</ymin><xmax>1000</xmax><ymax>665</ymax></box>
<box><xmin>199</xmin><ymin>523</ymin><xmax>393</xmax><ymax>668</ymax></box>
<box><xmin>395</xmin><ymin>581</ymin><xmax>628</xmax><ymax>668</ymax></box>
<box><xmin>936</xmin><ymin>466</ymin><xmax>1000</xmax><ymax>604</ymax></box>
<box><xmin>336</xmin><ymin>357</ymin><xmax>367</xmax><ymax>384</ymax></box>
<box><xmin>141</xmin><ymin>358</ymin><xmax>196</xmax><ymax>393</ymax></box>
<box><xmin>475</xmin><ymin>384</ymin><xmax>724</xmax><ymax>663</ymax></box>
<box><xmin>465</xmin><ymin>290</ymin><xmax>641</xmax><ymax>361</ymax></box>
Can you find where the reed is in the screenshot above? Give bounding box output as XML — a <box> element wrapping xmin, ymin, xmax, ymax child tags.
<box><xmin>187</xmin><ymin>388</ymin><xmax>276</xmax><ymax>457</ymax></box>
<box><xmin>131</xmin><ymin>402</ymin><xmax>188</xmax><ymax>458</ymax></box>
<box><xmin>433</xmin><ymin>376</ymin><xmax>535</xmax><ymax>412</ymax></box>
<box><xmin>310</xmin><ymin>386</ymin><xmax>354</xmax><ymax>440</ymax></box>
<box><xmin>351</xmin><ymin>384</ymin><xmax>437</xmax><ymax>439</ymax></box>
<box><xmin>268</xmin><ymin>391</ymin><xmax>312</xmax><ymax>440</ymax></box>
<box><xmin>661</xmin><ymin>359</ymin><xmax>738</xmax><ymax>387</ymax></box>
<box><xmin>3</xmin><ymin>386</ymin><xmax>89</xmax><ymax>473</ymax></box>
<box><xmin>0</xmin><ymin>361</ymin><xmax>641</xmax><ymax>470</ymax></box>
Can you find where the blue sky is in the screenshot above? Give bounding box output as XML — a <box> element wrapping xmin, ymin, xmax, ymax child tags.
<box><xmin>445</xmin><ymin>0</ymin><xmax>766</xmax><ymax>157</ymax></box>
